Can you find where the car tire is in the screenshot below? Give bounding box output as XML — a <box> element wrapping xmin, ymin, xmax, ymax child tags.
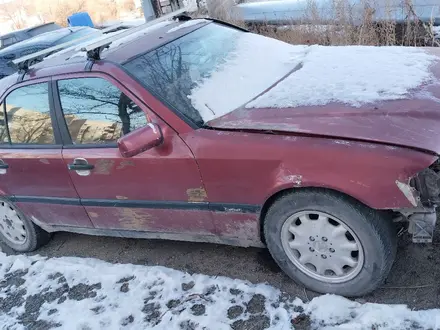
<box><xmin>264</xmin><ymin>189</ymin><xmax>397</xmax><ymax>297</ymax></box>
<box><xmin>0</xmin><ymin>199</ymin><xmax>51</xmax><ymax>252</ymax></box>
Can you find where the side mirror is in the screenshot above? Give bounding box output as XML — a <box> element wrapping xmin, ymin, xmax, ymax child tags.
<box><xmin>117</xmin><ymin>123</ymin><xmax>163</xmax><ymax>158</ymax></box>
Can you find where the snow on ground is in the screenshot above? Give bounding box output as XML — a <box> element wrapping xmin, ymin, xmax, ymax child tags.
<box><xmin>1</xmin><ymin>252</ymin><xmax>440</xmax><ymax>330</ymax></box>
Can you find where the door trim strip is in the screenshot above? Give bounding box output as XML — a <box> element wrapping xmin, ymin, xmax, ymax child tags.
<box><xmin>9</xmin><ymin>196</ymin><xmax>260</xmax><ymax>213</ymax></box>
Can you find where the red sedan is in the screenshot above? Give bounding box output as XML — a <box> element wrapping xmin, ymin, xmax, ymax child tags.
<box><xmin>0</xmin><ymin>14</ymin><xmax>439</xmax><ymax>297</ymax></box>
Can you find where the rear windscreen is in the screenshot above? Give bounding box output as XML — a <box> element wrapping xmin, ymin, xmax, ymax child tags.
<box><xmin>27</xmin><ymin>24</ymin><xmax>61</xmax><ymax>37</ymax></box>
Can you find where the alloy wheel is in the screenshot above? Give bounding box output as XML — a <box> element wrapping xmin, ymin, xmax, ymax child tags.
<box><xmin>281</xmin><ymin>210</ymin><xmax>364</xmax><ymax>283</ymax></box>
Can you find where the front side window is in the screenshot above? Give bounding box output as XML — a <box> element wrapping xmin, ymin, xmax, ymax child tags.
<box><xmin>0</xmin><ymin>103</ymin><xmax>7</xmax><ymax>143</ymax></box>
<box><xmin>5</xmin><ymin>83</ymin><xmax>55</xmax><ymax>144</ymax></box>
<box><xmin>57</xmin><ymin>77</ymin><xmax>148</xmax><ymax>145</ymax></box>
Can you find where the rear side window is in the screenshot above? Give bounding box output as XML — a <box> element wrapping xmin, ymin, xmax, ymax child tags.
<box><xmin>1</xmin><ymin>37</ymin><xmax>17</xmax><ymax>47</ymax></box>
<box><xmin>4</xmin><ymin>83</ymin><xmax>55</xmax><ymax>144</ymax></box>
<box><xmin>57</xmin><ymin>78</ymin><xmax>148</xmax><ymax>145</ymax></box>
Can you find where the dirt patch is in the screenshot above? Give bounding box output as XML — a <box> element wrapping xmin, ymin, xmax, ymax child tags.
<box><xmin>230</xmin><ymin>288</ymin><xmax>243</xmax><ymax>296</ymax></box>
<box><xmin>246</xmin><ymin>294</ymin><xmax>266</xmax><ymax>314</ymax></box>
<box><xmin>227</xmin><ymin>305</ymin><xmax>244</xmax><ymax>319</ymax></box>
<box><xmin>67</xmin><ymin>283</ymin><xmax>101</xmax><ymax>301</ymax></box>
<box><xmin>121</xmin><ymin>315</ymin><xmax>134</xmax><ymax>326</ymax></box>
<box><xmin>116</xmin><ymin>276</ymin><xmax>135</xmax><ymax>284</ymax></box>
<box><xmin>90</xmin><ymin>306</ymin><xmax>105</xmax><ymax>314</ymax></box>
<box><xmin>181</xmin><ymin>281</ymin><xmax>195</xmax><ymax>291</ymax></box>
<box><xmin>179</xmin><ymin>320</ymin><xmax>197</xmax><ymax>330</ymax></box>
<box><xmin>142</xmin><ymin>302</ymin><xmax>161</xmax><ymax>324</ymax></box>
<box><xmin>291</xmin><ymin>314</ymin><xmax>312</xmax><ymax>330</ymax></box>
<box><xmin>231</xmin><ymin>315</ymin><xmax>270</xmax><ymax>330</ymax></box>
<box><xmin>0</xmin><ymin>288</ymin><xmax>26</xmax><ymax>313</ymax></box>
<box><xmin>191</xmin><ymin>304</ymin><xmax>205</xmax><ymax>316</ymax></box>
<box><xmin>120</xmin><ymin>282</ymin><xmax>129</xmax><ymax>293</ymax></box>
<box><xmin>0</xmin><ymin>269</ymin><xmax>28</xmax><ymax>289</ymax></box>
<box><xmin>166</xmin><ymin>299</ymin><xmax>181</xmax><ymax>309</ymax></box>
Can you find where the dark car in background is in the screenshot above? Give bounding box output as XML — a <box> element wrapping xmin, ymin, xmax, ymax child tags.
<box><xmin>0</xmin><ymin>22</ymin><xmax>62</xmax><ymax>50</ymax></box>
<box><xmin>0</xmin><ymin>26</ymin><xmax>102</xmax><ymax>78</ymax></box>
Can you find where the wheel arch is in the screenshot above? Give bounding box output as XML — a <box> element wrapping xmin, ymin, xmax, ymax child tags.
<box><xmin>258</xmin><ymin>186</ymin><xmax>392</xmax><ymax>244</ymax></box>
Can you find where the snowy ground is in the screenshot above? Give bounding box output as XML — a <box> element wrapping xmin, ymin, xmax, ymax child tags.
<box><xmin>1</xmin><ymin>252</ymin><xmax>440</xmax><ymax>330</ymax></box>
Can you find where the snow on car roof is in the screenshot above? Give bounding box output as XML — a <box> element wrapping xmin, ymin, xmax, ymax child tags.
<box><xmin>188</xmin><ymin>32</ymin><xmax>438</xmax><ymax>122</ymax></box>
<box><xmin>45</xmin><ymin>20</ymin><xmax>174</xmax><ymax>62</ymax></box>
<box><xmin>166</xmin><ymin>19</ymin><xmax>208</xmax><ymax>33</ymax></box>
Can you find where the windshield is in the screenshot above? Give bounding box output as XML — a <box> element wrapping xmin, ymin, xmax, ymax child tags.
<box><xmin>123</xmin><ymin>22</ymin><xmax>299</xmax><ymax>125</ymax></box>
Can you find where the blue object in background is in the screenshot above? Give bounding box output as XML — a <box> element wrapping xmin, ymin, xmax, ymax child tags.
<box><xmin>67</xmin><ymin>12</ymin><xmax>94</xmax><ymax>28</ymax></box>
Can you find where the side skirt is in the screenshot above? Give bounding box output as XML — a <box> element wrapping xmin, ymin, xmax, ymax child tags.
<box><xmin>31</xmin><ymin>216</ymin><xmax>266</xmax><ymax>248</ymax></box>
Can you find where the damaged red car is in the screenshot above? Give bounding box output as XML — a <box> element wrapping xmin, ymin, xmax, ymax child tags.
<box><xmin>0</xmin><ymin>13</ymin><xmax>439</xmax><ymax>297</ymax></box>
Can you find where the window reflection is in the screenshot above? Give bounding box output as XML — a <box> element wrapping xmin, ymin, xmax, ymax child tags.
<box><xmin>0</xmin><ymin>104</ymin><xmax>7</xmax><ymax>143</ymax></box>
<box><xmin>58</xmin><ymin>78</ymin><xmax>147</xmax><ymax>145</ymax></box>
<box><xmin>5</xmin><ymin>83</ymin><xmax>54</xmax><ymax>144</ymax></box>
<box><xmin>124</xmin><ymin>23</ymin><xmax>240</xmax><ymax>125</ymax></box>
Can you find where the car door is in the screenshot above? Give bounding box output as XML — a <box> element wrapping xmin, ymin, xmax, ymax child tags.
<box><xmin>54</xmin><ymin>74</ymin><xmax>215</xmax><ymax>236</ymax></box>
<box><xmin>0</xmin><ymin>80</ymin><xmax>93</xmax><ymax>228</ymax></box>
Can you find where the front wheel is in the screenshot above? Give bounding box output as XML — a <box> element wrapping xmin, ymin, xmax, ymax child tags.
<box><xmin>264</xmin><ymin>189</ymin><xmax>397</xmax><ymax>297</ymax></box>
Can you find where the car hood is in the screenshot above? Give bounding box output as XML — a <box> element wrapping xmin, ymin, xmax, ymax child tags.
<box><xmin>207</xmin><ymin>48</ymin><xmax>440</xmax><ymax>155</ymax></box>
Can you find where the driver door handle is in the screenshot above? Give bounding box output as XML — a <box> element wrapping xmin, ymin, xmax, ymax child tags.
<box><xmin>67</xmin><ymin>158</ymin><xmax>94</xmax><ymax>176</ymax></box>
<box><xmin>0</xmin><ymin>161</ymin><xmax>9</xmax><ymax>169</ymax></box>
<box><xmin>0</xmin><ymin>159</ymin><xmax>8</xmax><ymax>174</ymax></box>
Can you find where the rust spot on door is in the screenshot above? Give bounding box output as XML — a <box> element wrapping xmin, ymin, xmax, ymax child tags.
<box><xmin>186</xmin><ymin>188</ymin><xmax>207</xmax><ymax>202</ymax></box>
<box><xmin>118</xmin><ymin>208</ymin><xmax>155</xmax><ymax>230</ymax></box>
<box><xmin>95</xmin><ymin>159</ymin><xmax>114</xmax><ymax>175</ymax></box>
<box><xmin>116</xmin><ymin>160</ymin><xmax>135</xmax><ymax>170</ymax></box>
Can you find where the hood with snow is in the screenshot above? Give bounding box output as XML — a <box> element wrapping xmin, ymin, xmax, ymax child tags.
<box><xmin>191</xmin><ymin>36</ymin><xmax>440</xmax><ymax>154</ymax></box>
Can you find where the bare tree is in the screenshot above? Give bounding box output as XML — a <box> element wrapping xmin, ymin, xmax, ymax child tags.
<box><xmin>0</xmin><ymin>0</ymin><xmax>29</xmax><ymax>30</ymax></box>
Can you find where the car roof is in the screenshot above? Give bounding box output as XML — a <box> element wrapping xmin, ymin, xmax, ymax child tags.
<box><xmin>3</xmin><ymin>19</ymin><xmax>213</xmax><ymax>83</ymax></box>
<box><xmin>0</xmin><ymin>22</ymin><xmax>60</xmax><ymax>39</ymax></box>
<box><xmin>0</xmin><ymin>27</ymin><xmax>97</xmax><ymax>55</ymax></box>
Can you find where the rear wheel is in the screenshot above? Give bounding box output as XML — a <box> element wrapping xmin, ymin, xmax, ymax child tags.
<box><xmin>264</xmin><ymin>189</ymin><xmax>397</xmax><ymax>297</ymax></box>
<box><xmin>0</xmin><ymin>199</ymin><xmax>51</xmax><ymax>252</ymax></box>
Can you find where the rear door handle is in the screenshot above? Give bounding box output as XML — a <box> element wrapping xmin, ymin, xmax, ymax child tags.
<box><xmin>67</xmin><ymin>158</ymin><xmax>94</xmax><ymax>176</ymax></box>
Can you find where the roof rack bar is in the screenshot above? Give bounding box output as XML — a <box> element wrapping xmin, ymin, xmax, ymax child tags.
<box><xmin>12</xmin><ymin>7</ymin><xmax>189</xmax><ymax>70</ymax></box>
<box><xmin>11</xmin><ymin>22</ymin><xmax>124</xmax><ymax>67</ymax></box>
<box><xmin>82</xmin><ymin>7</ymin><xmax>188</xmax><ymax>53</ymax></box>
